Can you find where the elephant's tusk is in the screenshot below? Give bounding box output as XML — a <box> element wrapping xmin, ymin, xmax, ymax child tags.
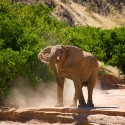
<box><xmin>57</xmin><ymin>56</ymin><xmax>60</xmax><ymax>61</ymax></box>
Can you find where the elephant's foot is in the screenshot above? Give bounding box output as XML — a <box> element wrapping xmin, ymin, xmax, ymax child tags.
<box><xmin>55</xmin><ymin>104</ymin><xmax>64</xmax><ymax>107</ymax></box>
<box><xmin>78</xmin><ymin>103</ymin><xmax>87</xmax><ymax>108</ymax></box>
<box><xmin>87</xmin><ymin>102</ymin><xmax>94</xmax><ymax>107</ymax></box>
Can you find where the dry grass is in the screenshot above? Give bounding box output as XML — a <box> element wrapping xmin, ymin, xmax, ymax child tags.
<box><xmin>98</xmin><ymin>61</ymin><xmax>122</xmax><ymax>78</ymax></box>
<box><xmin>54</xmin><ymin>0</ymin><xmax>125</xmax><ymax>28</ymax></box>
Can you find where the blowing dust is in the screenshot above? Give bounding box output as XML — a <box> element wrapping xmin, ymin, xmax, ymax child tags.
<box><xmin>6</xmin><ymin>79</ymin><xmax>112</xmax><ymax>108</ymax></box>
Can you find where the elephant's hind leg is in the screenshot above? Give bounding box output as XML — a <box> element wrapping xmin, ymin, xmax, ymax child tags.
<box><xmin>87</xmin><ymin>72</ymin><xmax>98</xmax><ymax>107</ymax></box>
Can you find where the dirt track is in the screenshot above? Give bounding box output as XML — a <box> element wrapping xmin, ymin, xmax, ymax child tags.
<box><xmin>0</xmin><ymin>89</ymin><xmax>125</xmax><ymax>125</ymax></box>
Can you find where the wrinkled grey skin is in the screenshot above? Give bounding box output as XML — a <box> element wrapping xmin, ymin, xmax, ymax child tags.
<box><xmin>38</xmin><ymin>45</ymin><xmax>99</xmax><ymax>107</ymax></box>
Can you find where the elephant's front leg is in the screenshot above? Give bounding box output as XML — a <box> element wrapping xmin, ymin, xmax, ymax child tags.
<box><xmin>73</xmin><ymin>79</ymin><xmax>86</xmax><ymax>107</ymax></box>
<box><xmin>55</xmin><ymin>77</ymin><xmax>64</xmax><ymax>107</ymax></box>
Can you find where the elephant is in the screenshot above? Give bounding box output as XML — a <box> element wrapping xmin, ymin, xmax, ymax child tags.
<box><xmin>38</xmin><ymin>45</ymin><xmax>99</xmax><ymax>107</ymax></box>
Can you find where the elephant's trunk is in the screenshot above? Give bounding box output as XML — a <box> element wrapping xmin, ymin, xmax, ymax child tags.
<box><xmin>49</xmin><ymin>53</ymin><xmax>61</xmax><ymax>86</ymax></box>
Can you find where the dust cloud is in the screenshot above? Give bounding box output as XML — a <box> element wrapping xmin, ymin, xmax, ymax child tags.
<box><xmin>6</xmin><ymin>81</ymin><xmax>57</xmax><ymax>108</ymax></box>
<box><xmin>6</xmin><ymin>79</ymin><xmax>111</xmax><ymax>108</ymax></box>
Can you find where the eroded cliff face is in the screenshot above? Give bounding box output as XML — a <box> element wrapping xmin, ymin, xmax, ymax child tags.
<box><xmin>42</xmin><ymin>0</ymin><xmax>125</xmax><ymax>28</ymax></box>
<box><xmin>70</xmin><ymin>0</ymin><xmax>125</xmax><ymax>15</ymax></box>
<box><xmin>11</xmin><ymin>0</ymin><xmax>125</xmax><ymax>28</ymax></box>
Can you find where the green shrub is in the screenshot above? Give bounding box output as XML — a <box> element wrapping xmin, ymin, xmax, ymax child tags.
<box><xmin>0</xmin><ymin>1</ymin><xmax>67</xmax><ymax>102</ymax></box>
<box><xmin>61</xmin><ymin>26</ymin><xmax>125</xmax><ymax>74</ymax></box>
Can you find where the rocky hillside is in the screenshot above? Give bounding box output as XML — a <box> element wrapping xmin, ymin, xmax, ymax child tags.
<box><xmin>72</xmin><ymin>0</ymin><xmax>125</xmax><ymax>15</ymax></box>
<box><xmin>49</xmin><ymin>0</ymin><xmax>125</xmax><ymax>28</ymax></box>
<box><xmin>11</xmin><ymin>0</ymin><xmax>125</xmax><ymax>28</ymax></box>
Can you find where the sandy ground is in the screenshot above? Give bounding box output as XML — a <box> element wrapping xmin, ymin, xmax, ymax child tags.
<box><xmin>92</xmin><ymin>89</ymin><xmax>125</xmax><ymax>111</ymax></box>
<box><xmin>0</xmin><ymin>120</ymin><xmax>71</xmax><ymax>125</ymax></box>
<box><xmin>0</xmin><ymin>89</ymin><xmax>125</xmax><ymax>125</ymax></box>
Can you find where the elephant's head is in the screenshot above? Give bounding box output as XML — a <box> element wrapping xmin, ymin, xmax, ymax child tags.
<box><xmin>38</xmin><ymin>45</ymin><xmax>67</xmax><ymax>64</ymax></box>
<box><xmin>49</xmin><ymin>45</ymin><xmax>67</xmax><ymax>65</ymax></box>
<box><xmin>38</xmin><ymin>45</ymin><xmax>67</xmax><ymax>83</ymax></box>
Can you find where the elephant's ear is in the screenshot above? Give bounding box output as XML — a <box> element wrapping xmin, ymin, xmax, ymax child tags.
<box><xmin>38</xmin><ymin>46</ymin><xmax>53</xmax><ymax>65</ymax></box>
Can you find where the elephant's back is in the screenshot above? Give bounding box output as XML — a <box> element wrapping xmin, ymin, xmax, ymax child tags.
<box><xmin>83</xmin><ymin>51</ymin><xmax>98</xmax><ymax>64</ymax></box>
<box><xmin>83</xmin><ymin>51</ymin><xmax>93</xmax><ymax>57</ymax></box>
<box><xmin>80</xmin><ymin>51</ymin><xmax>99</xmax><ymax>74</ymax></box>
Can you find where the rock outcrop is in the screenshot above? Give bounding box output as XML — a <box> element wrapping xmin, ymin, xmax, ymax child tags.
<box><xmin>10</xmin><ymin>0</ymin><xmax>125</xmax><ymax>28</ymax></box>
<box><xmin>0</xmin><ymin>107</ymin><xmax>125</xmax><ymax>124</ymax></box>
<box><xmin>99</xmin><ymin>74</ymin><xmax>125</xmax><ymax>90</ymax></box>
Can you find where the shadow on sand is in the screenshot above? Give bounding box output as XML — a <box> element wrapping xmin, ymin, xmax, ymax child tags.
<box><xmin>78</xmin><ymin>106</ymin><xmax>119</xmax><ymax>110</ymax></box>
